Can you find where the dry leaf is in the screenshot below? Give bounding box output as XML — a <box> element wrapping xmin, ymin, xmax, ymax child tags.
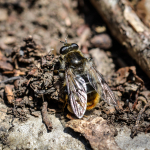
<box><xmin>66</xmin><ymin>116</ymin><xmax>121</xmax><ymax>150</ymax></box>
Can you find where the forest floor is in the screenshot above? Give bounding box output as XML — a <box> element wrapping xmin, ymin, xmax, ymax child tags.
<box><xmin>0</xmin><ymin>0</ymin><xmax>150</xmax><ymax>150</ymax></box>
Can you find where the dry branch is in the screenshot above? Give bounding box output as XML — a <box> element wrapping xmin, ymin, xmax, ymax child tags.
<box><xmin>90</xmin><ymin>0</ymin><xmax>150</xmax><ymax>78</ymax></box>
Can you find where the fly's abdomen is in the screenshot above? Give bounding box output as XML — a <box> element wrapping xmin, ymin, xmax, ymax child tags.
<box><xmin>86</xmin><ymin>83</ymin><xmax>100</xmax><ymax>110</ymax></box>
<box><xmin>76</xmin><ymin>74</ymin><xmax>100</xmax><ymax>110</ymax></box>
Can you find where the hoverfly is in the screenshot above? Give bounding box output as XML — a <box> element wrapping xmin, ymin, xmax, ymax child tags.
<box><xmin>57</xmin><ymin>39</ymin><xmax>117</xmax><ymax>118</ymax></box>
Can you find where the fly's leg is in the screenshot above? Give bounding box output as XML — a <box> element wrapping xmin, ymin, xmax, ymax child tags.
<box><xmin>53</xmin><ymin>69</ymin><xmax>65</xmax><ymax>75</ymax></box>
<box><xmin>54</xmin><ymin>68</ymin><xmax>68</xmax><ymax>112</ymax></box>
<box><xmin>59</xmin><ymin>85</ymin><xmax>68</xmax><ymax>112</ymax></box>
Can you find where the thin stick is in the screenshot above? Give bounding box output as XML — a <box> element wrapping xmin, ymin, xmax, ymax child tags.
<box><xmin>41</xmin><ymin>101</ymin><xmax>53</xmax><ymax>132</ymax></box>
<box><xmin>0</xmin><ymin>76</ymin><xmax>21</xmax><ymax>84</ymax></box>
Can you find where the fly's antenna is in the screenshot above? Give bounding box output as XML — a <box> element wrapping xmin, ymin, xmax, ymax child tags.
<box><xmin>55</xmin><ymin>37</ymin><xmax>62</xmax><ymax>42</ymax></box>
<box><xmin>55</xmin><ymin>37</ymin><xmax>65</xmax><ymax>44</ymax></box>
<box><xmin>60</xmin><ymin>40</ymin><xmax>65</xmax><ymax>44</ymax></box>
<box><xmin>64</xmin><ymin>35</ymin><xmax>68</xmax><ymax>43</ymax></box>
<box><xmin>59</xmin><ymin>35</ymin><xmax>68</xmax><ymax>45</ymax></box>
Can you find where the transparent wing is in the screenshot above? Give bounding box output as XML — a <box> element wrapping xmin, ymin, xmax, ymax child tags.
<box><xmin>65</xmin><ymin>68</ymin><xmax>87</xmax><ymax>118</ymax></box>
<box><xmin>85</xmin><ymin>61</ymin><xmax>117</xmax><ymax>106</ymax></box>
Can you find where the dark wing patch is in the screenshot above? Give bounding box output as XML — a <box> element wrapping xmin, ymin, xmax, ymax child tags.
<box><xmin>65</xmin><ymin>68</ymin><xmax>87</xmax><ymax>118</ymax></box>
<box><xmin>85</xmin><ymin>61</ymin><xmax>117</xmax><ymax>106</ymax></box>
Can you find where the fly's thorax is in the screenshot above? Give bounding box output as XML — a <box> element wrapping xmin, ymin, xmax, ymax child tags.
<box><xmin>59</xmin><ymin>42</ymin><xmax>86</xmax><ymax>68</ymax></box>
<box><xmin>65</xmin><ymin>50</ymin><xmax>86</xmax><ymax>68</ymax></box>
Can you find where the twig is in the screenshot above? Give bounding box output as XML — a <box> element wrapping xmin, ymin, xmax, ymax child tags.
<box><xmin>131</xmin><ymin>102</ymin><xmax>150</xmax><ymax>138</ymax></box>
<box><xmin>145</xmin><ymin>124</ymin><xmax>150</xmax><ymax>133</ymax></box>
<box><xmin>135</xmin><ymin>102</ymin><xmax>150</xmax><ymax>126</ymax></box>
<box><xmin>41</xmin><ymin>101</ymin><xmax>53</xmax><ymax>132</ymax></box>
<box><xmin>132</xmin><ymin>88</ymin><xmax>140</xmax><ymax>110</ymax></box>
<box><xmin>90</xmin><ymin>0</ymin><xmax>150</xmax><ymax>78</ymax></box>
<box><xmin>0</xmin><ymin>76</ymin><xmax>21</xmax><ymax>84</ymax></box>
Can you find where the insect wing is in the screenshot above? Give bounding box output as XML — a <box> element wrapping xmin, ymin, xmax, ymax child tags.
<box><xmin>85</xmin><ymin>62</ymin><xmax>117</xmax><ymax>106</ymax></box>
<box><xmin>65</xmin><ymin>69</ymin><xmax>87</xmax><ymax>118</ymax></box>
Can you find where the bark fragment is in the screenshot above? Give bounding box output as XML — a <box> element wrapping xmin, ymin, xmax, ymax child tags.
<box><xmin>66</xmin><ymin>116</ymin><xmax>121</xmax><ymax>150</ymax></box>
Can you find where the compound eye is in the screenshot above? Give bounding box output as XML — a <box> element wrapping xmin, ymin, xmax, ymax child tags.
<box><xmin>60</xmin><ymin>46</ymin><xmax>68</xmax><ymax>54</ymax></box>
<box><xmin>71</xmin><ymin>43</ymin><xmax>79</xmax><ymax>50</ymax></box>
